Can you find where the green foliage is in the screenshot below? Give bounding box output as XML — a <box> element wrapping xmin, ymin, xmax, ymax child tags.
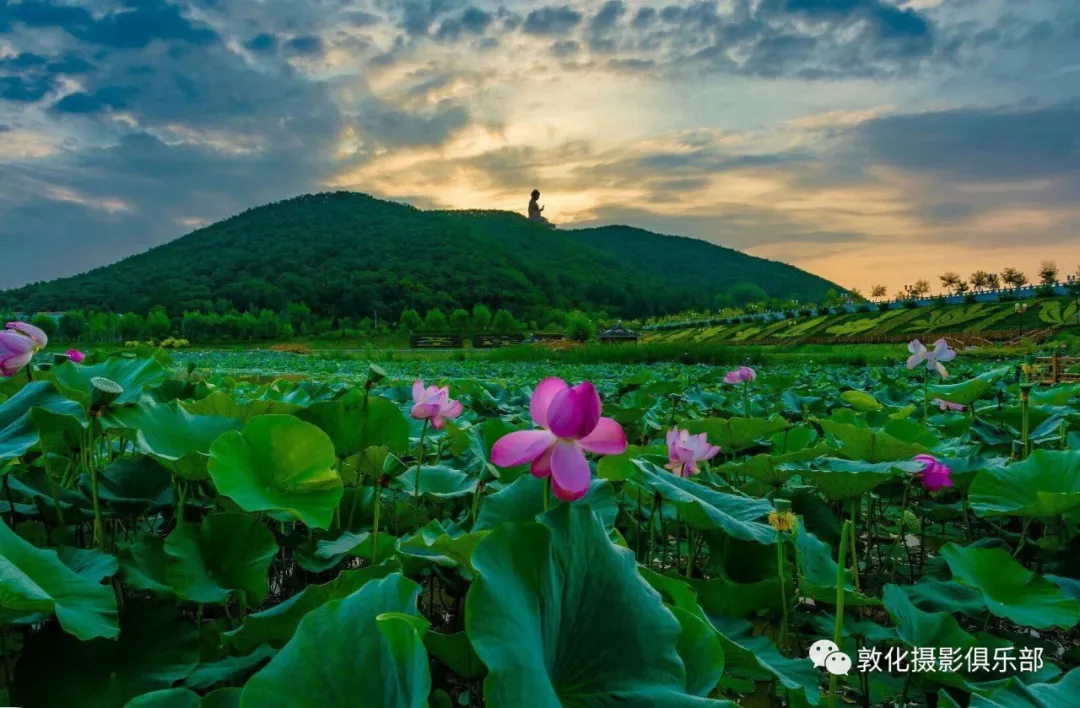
<box><xmin>471</xmin><ymin>303</ymin><xmax>492</xmax><ymax>331</ymax></box>
<box><xmin>449</xmin><ymin>308</ymin><xmax>470</xmax><ymax>332</ymax></box>
<box><xmin>399</xmin><ymin>308</ymin><xmax>422</xmax><ymax>333</ymax></box>
<box><xmin>491</xmin><ymin>309</ymin><xmax>518</xmax><ymax>333</ymax></box>
<box><xmin>422</xmin><ymin>309</ymin><xmax>448</xmax><ymax>332</ymax></box>
<box><xmin>0</xmin><ymin>192</ymin><xmax>836</xmax><ymax>320</ymax></box>
<box><xmin>564</xmin><ymin>310</ymin><xmax>595</xmax><ymax>341</ymax></box>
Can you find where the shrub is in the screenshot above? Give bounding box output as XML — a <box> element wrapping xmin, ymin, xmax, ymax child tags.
<box><xmin>423</xmin><ymin>309</ymin><xmax>448</xmax><ymax>332</ymax></box>
<box><xmin>565</xmin><ymin>311</ymin><xmax>596</xmax><ymax>342</ymax></box>
<box><xmin>399</xmin><ymin>309</ymin><xmax>422</xmax><ymax>333</ymax></box>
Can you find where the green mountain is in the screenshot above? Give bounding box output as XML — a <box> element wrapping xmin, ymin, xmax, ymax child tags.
<box><xmin>0</xmin><ymin>192</ymin><xmax>841</xmax><ymax>319</ymax></box>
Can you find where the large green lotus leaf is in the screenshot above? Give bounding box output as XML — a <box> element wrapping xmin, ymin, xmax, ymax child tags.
<box><xmin>0</xmin><ymin>381</ymin><xmax>85</xmax><ymax>463</ymax></box>
<box><xmin>208</xmin><ymin>414</ymin><xmax>343</xmax><ymax>529</ymax></box>
<box><xmin>790</xmin><ymin>457</ymin><xmax>914</xmax><ymax>500</ymax></box>
<box><xmin>125</xmin><ymin>688</ymin><xmax>240</xmax><ymax>708</ymax></box>
<box><xmin>53</xmin><ymin>356</ymin><xmax>168</xmax><ymax>406</ymax></box>
<box><xmin>1030</xmin><ymin>384</ymin><xmax>1080</xmax><ymax>407</ymax></box>
<box><xmin>0</xmin><ymin>518</ymin><xmax>118</xmax><ymax>640</ymax></box>
<box><xmin>670</xmin><ymin>606</ymin><xmax>725</xmax><ymax>698</ymax></box>
<box><xmin>81</xmin><ymin>455</ymin><xmax>176</xmax><ymax>516</ymax></box>
<box><xmin>56</xmin><ymin>546</ymin><xmax>120</xmax><ymax>583</ymax></box>
<box><xmin>685</xmin><ymin>415</ymin><xmax>789</xmax><ymax>453</ymax></box>
<box><xmin>391</xmin><ymin>464</ymin><xmax>478</xmax><ymax>499</ymax></box>
<box><xmin>301</xmin><ymin>530</ymin><xmax>398</xmax><ymax>572</ymax></box>
<box><xmin>630</xmin><ymin>460</ymin><xmax>777</xmax><ymax>544</ymax></box>
<box><xmin>181</xmin><ymin>391</ymin><xmax>300</xmax><ymax>420</ymax></box>
<box><xmin>882</xmin><ymin>584</ymin><xmax>981</xmax><ymax>691</ymax></box>
<box><xmin>968</xmin><ymin>669</ymin><xmax>1080</xmax><ymax>708</ymax></box>
<box><xmin>969</xmin><ymin>450</ymin><xmax>1080</xmax><ymax>519</ymax></box>
<box><xmin>297</xmin><ymin>391</ymin><xmax>409</xmax><ymax>459</ymax></box>
<box><xmin>465</xmin><ymin>503</ymin><xmax>726</xmax><ymax>707</ymax></box>
<box><xmin>224</xmin><ymin>561</ymin><xmax>401</xmax><ymax>654</ymax></box>
<box><xmin>928</xmin><ymin>366</ymin><xmax>1010</xmax><ymax>406</ymax></box>
<box><xmin>425</xmin><ymin>631</ymin><xmax>487</xmax><ymax>680</ymax></box>
<box><xmin>904</xmin><ymin>577</ymin><xmax>988</xmax><ymax>618</ymax></box>
<box><xmin>240</xmin><ymin>574</ymin><xmax>431</xmax><ymax>708</ymax></box>
<box><xmin>397</xmin><ymin>520</ymin><xmax>489</xmax><ymax>572</ymax></box>
<box><xmin>449</xmin><ymin>418</ymin><xmax>530</xmax><ymax>482</ymax></box>
<box><xmin>104</xmin><ymin>400</ymin><xmax>242</xmax><ymax>481</ymax></box>
<box><xmin>840</xmin><ymin>390</ymin><xmax>883</xmax><ymax>411</ymax></box>
<box><xmin>598</xmin><ymin>445</ymin><xmax>667</xmax><ymax>482</ymax></box>
<box><xmin>473</xmin><ymin>475</ymin><xmax>617</xmax><ymax>532</ymax></box>
<box><xmin>818</xmin><ymin>419</ymin><xmax>929</xmax><ymax>462</ymax></box>
<box><xmin>940</xmin><ymin>543</ymin><xmax>1080</xmax><ymax>630</ymax></box>
<box><xmin>118</xmin><ymin>536</ymin><xmax>174</xmax><ymax>596</ymax></box>
<box><xmin>636</xmin><ymin>569</ymin><xmax>727</xmax><ymax>696</ymax></box>
<box><xmin>12</xmin><ymin>600</ymin><xmax>199</xmax><ymax>708</ymax></box>
<box><xmin>794</xmin><ymin>524</ymin><xmax>878</xmax><ymax>606</ymax></box>
<box><xmin>164</xmin><ymin>512</ymin><xmax>278</xmax><ymax>606</ymax></box>
<box><xmin>183</xmin><ymin>645</ymin><xmax>278</xmax><ymax>690</ymax></box>
<box><xmin>708</xmin><ymin>614</ymin><xmax>821</xmax><ymax>705</ymax></box>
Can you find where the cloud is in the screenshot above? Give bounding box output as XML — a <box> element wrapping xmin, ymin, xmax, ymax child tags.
<box><xmin>435</xmin><ymin>6</ymin><xmax>494</xmax><ymax>40</ymax></box>
<box><xmin>51</xmin><ymin>85</ymin><xmax>139</xmax><ymax>113</ymax></box>
<box><xmin>283</xmin><ymin>35</ymin><xmax>325</xmax><ymax>57</ymax></box>
<box><xmin>523</xmin><ymin>5</ymin><xmax>584</xmax><ymax>35</ymax></box>
<box><xmin>853</xmin><ymin>101</ymin><xmax>1080</xmax><ymax>182</ymax></box>
<box><xmin>1</xmin><ymin>0</ymin><xmax>219</xmax><ymax>49</ymax></box>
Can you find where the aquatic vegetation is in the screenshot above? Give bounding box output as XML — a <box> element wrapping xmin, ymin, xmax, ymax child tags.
<box><xmin>0</xmin><ymin>350</ymin><xmax>1077</xmax><ymax>707</ymax></box>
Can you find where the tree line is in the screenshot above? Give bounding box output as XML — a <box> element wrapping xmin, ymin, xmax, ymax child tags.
<box><xmin>869</xmin><ymin>261</ymin><xmax>1078</xmax><ymax>301</ymax></box>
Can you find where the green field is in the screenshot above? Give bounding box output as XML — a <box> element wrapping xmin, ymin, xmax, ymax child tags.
<box><xmin>1</xmin><ymin>343</ymin><xmax>1079</xmax><ymax>707</ymax></box>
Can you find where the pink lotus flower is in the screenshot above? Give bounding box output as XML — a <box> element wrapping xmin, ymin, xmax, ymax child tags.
<box><xmin>907</xmin><ymin>339</ymin><xmax>956</xmax><ymax>378</ymax></box>
<box><xmin>724</xmin><ymin>366</ymin><xmax>756</xmax><ymax>384</ymax></box>
<box><xmin>5</xmin><ymin>321</ymin><xmax>48</xmax><ymax>350</ymax></box>
<box><xmin>665</xmin><ymin>427</ymin><xmax>721</xmax><ymax>477</ymax></box>
<box><xmin>410</xmin><ymin>380</ymin><xmax>463</xmax><ymax>430</ymax></box>
<box><xmin>0</xmin><ymin>330</ymin><xmax>35</xmax><ymax>377</ymax></box>
<box><xmin>491</xmin><ymin>377</ymin><xmax>627</xmax><ymax>501</ymax></box>
<box><xmin>913</xmin><ymin>454</ymin><xmax>952</xmax><ymax>492</ymax></box>
<box><xmin>931</xmin><ymin>398</ymin><xmax>964</xmax><ymax>412</ymax></box>
<box><xmin>65</xmin><ymin>349</ymin><xmax>86</xmax><ymax>363</ymax></box>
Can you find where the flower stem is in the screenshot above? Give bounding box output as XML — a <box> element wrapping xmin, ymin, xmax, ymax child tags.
<box><xmin>830</xmin><ymin>520</ymin><xmax>851</xmax><ymax>708</ymax></box>
<box><xmin>889</xmin><ymin>477</ymin><xmax>915</xmax><ymax>584</ymax></box>
<box><xmin>372</xmin><ymin>487</ymin><xmax>381</xmax><ymax>565</ymax></box>
<box><xmin>849</xmin><ymin>498</ymin><xmax>860</xmax><ymax>592</ymax></box>
<box><xmin>743</xmin><ymin>382</ymin><xmax>750</xmax><ymax>417</ymax></box>
<box><xmin>777</xmin><ymin>534</ymin><xmax>789</xmax><ymax>651</ymax></box>
<box><xmin>413</xmin><ymin>420</ymin><xmax>428</xmax><ymax>500</ymax></box>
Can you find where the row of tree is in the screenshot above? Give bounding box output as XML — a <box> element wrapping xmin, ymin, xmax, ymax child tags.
<box><xmin>870</xmin><ymin>261</ymin><xmax>1077</xmax><ymax>301</ymax></box>
<box><xmin>3</xmin><ymin>302</ymin><xmax>587</xmax><ymax>345</ymax></box>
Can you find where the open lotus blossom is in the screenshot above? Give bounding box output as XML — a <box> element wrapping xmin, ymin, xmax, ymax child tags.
<box><xmin>410</xmin><ymin>380</ymin><xmax>463</xmax><ymax>430</ymax></box>
<box><xmin>5</xmin><ymin>321</ymin><xmax>48</xmax><ymax>350</ymax></box>
<box><xmin>0</xmin><ymin>330</ymin><xmax>36</xmax><ymax>377</ymax></box>
<box><xmin>665</xmin><ymin>427</ymin><xmax>721</xmax><ymax>477</ymax></box>
<box><xmin>491</xmin><ymin>377</ymin><xmax>627</xmax><ymax>501</ymax></box>
<box><xmin>907</xmin><ymin>339</ymin><xmax>956</xmax><ymax>378</ymax></box>
<box><xmin>913</xmin><ymin>454</ymin><xmax>952</xmax><ymax>492</ymax></box>
<box><xmin>723</xmin><ymin>366</ymin><xmax>756</xmax><ymax>384</ymax></box>
<box><xmin>931</xmin><ymin>398</ymin><xmax>965</xmax><ymax>412</ymax></box>
<box><xmin>65</xmin><ymin>349</ymin><xmax>86</xmax><ymax>363</ymax></box>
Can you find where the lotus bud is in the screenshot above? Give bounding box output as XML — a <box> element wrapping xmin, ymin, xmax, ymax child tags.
<box><xmin>90</xmin><ymin>376</ymin><xmax>124</xmax><ymax>411</ymax></box>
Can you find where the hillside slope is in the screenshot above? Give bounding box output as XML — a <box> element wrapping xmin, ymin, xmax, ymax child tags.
<box><xmin>0</xmin><ymin>192</ymin><xmax>841</xmax><ymax>319</ymax></box>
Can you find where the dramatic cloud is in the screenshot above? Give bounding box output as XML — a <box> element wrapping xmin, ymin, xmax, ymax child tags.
<box><xmin>1</xmin><ymin>0</ymin><xmax>1079</xmax><ymax>293</ymax></box>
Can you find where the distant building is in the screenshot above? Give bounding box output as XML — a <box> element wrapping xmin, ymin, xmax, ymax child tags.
<box><xmin>598</xmin><ymin>322</ymin><xmax>641</xmax><ymax>343</ymax></box>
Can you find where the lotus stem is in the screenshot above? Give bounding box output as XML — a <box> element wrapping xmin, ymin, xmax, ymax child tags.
<box><xmin>658</xmin><ymin>498</ymin><xmax>667</xmax><ymax>570</ymax></box>
<box><xmin>470</xmin><ymin>483</ymin><xmax>483</xmax><ymax>529</ymax></box>
<box><xmin>685</xmin><ymin>529</ymin><xmax>694</xmax><ymax>579</ymax></box>
<box><xmin>543</xmin><ymin>476</ymin><xmax>551</xmax><ymax>512</ymax></box>
<box><xmin>176</xmin><ymin>479</ymin><xmax>187</xmax><ymax>528</ymax></box>
<box><xmin>743</xmin><ymin>381</ymin><xmax>750</xmax><ymax>417</ymax></box>
<box><xmin>674</xmin><ymin>509</ymin><xmax>682</xmax><ymax>570</ymax></box>
<box><xmin>1021</xmin><ymin>387</ymin><xmax>1030</xmax><ymax>458</ymax></box>
<box><xmin>647</xmin><ymin>494</ymin><xmax>658</xmax><ymax>569</ymax></box>
<box><xmin>372</xmin><ymin>487</ymin><xmax>381</xmax><ymax>565</ymax></box>
<box><xmin>830</xmin><ymin>520</ymin><xmax>851</xmax><ymax>708</ymax></box>
<box><xmin>413</xmin><ymin>420</ymin><xmax>428</xmax><ymax>500</ymax></box>
<box><xmin>777</xmin><ymin>533</ymin><xmax>789</xmax><ymax>651</ymax></box>
<box><xmin>346</xmin><ymin>390</ymin><xmax>372</xmax><ymax>530</ymax></box>
<box><xmin>849</xmin><ymin>498</ymin><xmax>860</xmax><ymax>592</ymax></box>
<box><xmin>889</xmin><ymin>476</ymin><xmax>915</xmax><ymax>584</ymax></box>
<box><xmin>1013</xmin><ymin>517</ymin><xmax>1033</xmax><ymax>558</ymax></box>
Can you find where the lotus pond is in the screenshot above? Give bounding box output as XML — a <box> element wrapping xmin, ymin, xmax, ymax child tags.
<box><xmin>1</xmin><ymin>346</ymin><xmax>1079</xmax><ymax>708</ymax></box>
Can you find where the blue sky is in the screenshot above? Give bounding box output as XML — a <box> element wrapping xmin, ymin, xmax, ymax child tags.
<box><xmin>1</xmin><ymin>0</ymin><xmax>1078</xmax><ymax>295</ymax></box>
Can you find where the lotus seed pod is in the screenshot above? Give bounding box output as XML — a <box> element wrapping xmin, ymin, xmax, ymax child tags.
<box><xmin>90</xmin><ymin>376</ymin><xmax>124</xmax><ymax>410</ymax></box>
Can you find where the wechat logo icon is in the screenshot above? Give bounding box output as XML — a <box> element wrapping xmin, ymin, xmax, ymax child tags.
<box><xmin>809</xmin><ymin>639</ymin><xmax>852</xmax><ymax>676</ymax></box>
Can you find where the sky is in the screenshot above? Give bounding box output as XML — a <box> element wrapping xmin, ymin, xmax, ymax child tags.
<box><xmin>1</xmin><ymin>0</ymin><xmax>1079</xmax><ymax>297</ymax></box>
